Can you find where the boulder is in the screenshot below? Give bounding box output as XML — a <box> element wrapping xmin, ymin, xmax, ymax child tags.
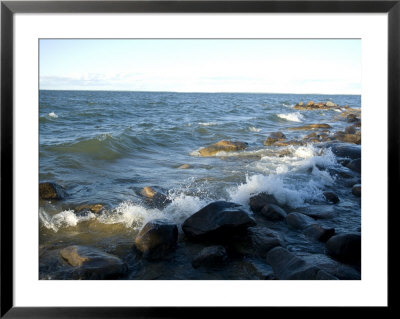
<box><xmin>266</xmin><ymin>247</ymin><xmax>338</xmax><ymax>280</ymax></box>
<box><xmin>229</xmin><ymin>226</ymin><xmax>283</xmax><ymax>258</ymax></box>
<box><xmin>60</xmin><ymin>245</ymin><xmax>128</xmax><ymax>279</ymax></box>
<box><xmin>323</xmin><ymin>191</ymin><xmax>340</xmax><ymax>204</ymax></box>
<box><xmin>249</xmin><ymin>193</ymin><xmax>278</xmax><ymax>213</ymax></box>
<box><xmin>306</xmin><ymin>101</ymin><xmax>315</xmax><ymax>107</ymax></box>
<box><xmin>301</xmin><ymin>253</ymin><xmax>361</xmax><ymax>280</ymax></box>
<box><xmin>259</xmin><ymin>203</ymin><xmax>287</xmax><ymax>221</ymax></box>
<box><xmin>334</xmin><ymin>132</ymin><xmax>361</xmax><ymax>145</ymax></box>
<box><xmin>325</xmin><ymin>101</ymin><xmax>337</xmax><ymax>107</ymax></box>
<box><xmin>140</xmin><ymin>186</ymin><xmax>171</xmax><ymax>209</ymax></box>
<box><xmin>178</xmin><ymin>164</ymin><xmax>191</xmax><ymax>169</ymax></box>
<box><xmin>329</xmin><ymin>143</ymin><xmax>361</xmax><ymax>160</ymax></box>
<box><xmin>286</xmin><ymin>212</ymin><xmax>316</xmax><ymax>230</ymax></box>
<box><xmin>182</xmin><ymin>201</ymin><xmax>256</xmax><ymax>241</ymax></box>
<box><xmin>346</xmin><ymin>158</ymin><xmax>361</xmax><ymax>173</ymax></box>
<box><xmin>347</xmin><ymin>114</ymin><xmax>360</xmax><ymax>123</ymax></box>
<box><xmin>264</xmin><ymin>132</ymin><xmax>286</xmax><ymax>146</ymax></box>
<box><xmin>344</xmin><ymin>125</ymin><xmax>357</xmax><ymax>134</ymax></box>
<box><xmin>199</xmin><ymin>140</ymin><xmax>247</xmax><ymax>156</ymax></box>
<box><xmin>352</xmin><ymin>184</ymin><xmax>361</xmax><ymax>197</ymax></box>
<box><xmin>191</xmin><ymin>245</ymin><xmax>228</xmax><ymax>268</ymax></box>
<box><xmin>75</xmin><ymin>203</ymin><xmax>105</xmax><ymax>215</ymax></box>
<box><xmin>288</xmin><ymin>124</ymin><xmax>332</xmax><ymax>131</ymax></box>
<box><xmin>326</xmin><ymin>233</ymin><xmax>361</xmax><ymax>265</ymax></box>
<box><xmin>303</xmin><ymin>224</ymin><xmax>335</xmax><ymax>242</ymax></box>
<box><xmin>39</xmin><ymin>182</ymin><xmax>67</xmax><ymax>200</ymax></box>
<box><xmin>134</xmin><ymin>219</ymin><xmax>178</xmax><ymax>260</ymax></box>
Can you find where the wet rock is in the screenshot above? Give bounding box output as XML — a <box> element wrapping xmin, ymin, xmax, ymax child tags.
<box><xmin>334</xmin><ymin>132</ymin><xmax>361</xmax><ymax>145</ymax></box>
<box><xmin>75</xmin><ymin>203</ymin><xmax>105</xmax><ymax>215</ymax></box>
<box><xmin>134</xmin><ymin>219</ymin><xmax>178</xmax><ymax>260</ymax></box>
<box><xmin>352</xmin><ymin>184</ymin><xmax>361</xmax><ymax>197</ymax></box>
<box><xmin>191</xmin><ymin>245</ymin><xmax>227</xmax><ymax>268</ymax></box>
<box><xmin>323</xmin><ymin>191</ymin><xmax>340</xmax><ymax>204</ymax></box>
<box><xmin>329</xmin><ymin>143</ymin><xmax>361</xmax><ymax>160</ymax></box>
<box><xmin>274</xmin><ymin>140</ymin><xmax>304</xmax><ymax>147</ymax></box>
<box><xmin>199</xmin><ymin>140</ymin><xmax>247</xmax><ymax>156</ymax></box>
<box><xmin>326</xmin><ymin>233</ymin><xmax>361</xmax><ymax>265</ymax></box>
<box><xmin>347</xmin><ymin>113</ymin><xmax>360</xmax><ymax>123</ymax></box>
<box><xmin>182</xmin><ymin>201</ymin><xmax>256</xmax><ymax>241</ymax></box>
<box><xmin>259</xmin><ymin>203</ymin><xmax>287</xmax><ymax>221</ymax></box>
<box><xmin>301</xmin><ymin>205</ymin><xmax>335</xmax><ymax>219</ymax></box>
<box><xmin>178</xmin><ymin>164</ymin><xmax>191</xmax><ymax>169</ymax></box>
<box><xmin>237</xmin><ymin>258</ymin><xmax>275</xmax><ymax>279</ymax></box>
<box><xmin>288</xmin><ymin>124</ymin><xmax>332</xmax><ymax>131</ymax></box>
<box><xmin>344</xmin><ymin>125</ymin><xmax>357</xmax><ymax>134</ymax></box>
<box><xmin>286</xmin><ymin>212</ymin><xmax>316</xmax><ymax>230</ymax></box>
<box><xmin>264</xmin><ymin>131</ymin><xmax>286</xmax><ymax>146</ymax></box>
<box><xmin>266</xmin><ymin>247</ymin><xmax>338</xmax><ymax>280</ymax></box>
<box><xmin>39</xmin><ymin>182</ymin><xmax>67</xmax><ymax>200</ymax></box>
<box><xmin>249</xmin><ymin>192</ymin><xmax>278</xmax><ymax>213</ymax></box>
<box><xmin>60</xmin><ymin>245</ymin><xmax>127</xmax><ymax>279</ymax></box>
<box><xmin>229</xmin><ymin>226</ymin><xmax>283</xmax><ymax>258</ymax></box>
<box><xmin>306</xmin><ymin>101</ymin><xmax>314</xmax><ymax>107</ymax></box>
<box><xmin>303</xmin><ymin>224</ymin><xmax>335</xmax><ymax>242</ymax></box>
<box><xmin>346</xmin><ymin>158</ymin><xmax>361</xmax><ymax>173</ymax></box>
<box><xmin>301</xmin><ymin>253</ymin><xmax>361</xmax><ymax>280</ymax></box>
<box><xmin>325</xmin><ymin>101</ymin><xmax>337</xmax><ymax>107</ymax></box>
<box><xmin>140</xmin><ymin>186</ymin><xmax>171</xmax><ymax>209</ymax></box>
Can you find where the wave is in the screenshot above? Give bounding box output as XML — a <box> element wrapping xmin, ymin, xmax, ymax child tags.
<box><xmin>277</xmin><ymin>112</ymin><xmax>304</xmax><ymax>122</ymax></box>
<box><xmin>48</xmin><ymin>112</ymin><xmax>58</xmax><ymax>118</ymax></box>
<box><xmin>249</xmin><ymin>126</ymin><xmax>262</xmax><ymax>132</ymax></box>
<box><xmin>39</xmin><ymin>193</ymin><xmax>206</xmax><ymax>233</ymax></box>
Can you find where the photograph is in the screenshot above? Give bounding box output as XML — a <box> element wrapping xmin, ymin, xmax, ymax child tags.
<box><xmin>38</xmin><ymin>39</ymin><xmax>362</xmax><ymax>280</ymax></box>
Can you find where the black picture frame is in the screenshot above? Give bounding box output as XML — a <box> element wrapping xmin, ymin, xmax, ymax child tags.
<box><xmin>1</xmin><ymin>0</ymin><xmax>396</xmax><ymax>317</ymax></box>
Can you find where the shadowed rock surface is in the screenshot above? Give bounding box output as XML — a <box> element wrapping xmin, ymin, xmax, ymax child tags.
<box><xmin>39</xmin><ymin>182</ymin><xmax>67</xmax><ymax>200</ymax></box>
<box><xmin>199</xmin><ymin>140</ymin><xmax>247</xmax><ymax>156</ymax></box>
<box><xmin>326</xmin><ymin>233</ymin><xmax>361</xmax><ymax>265</ymax></box>
<box><xmin>191</xmin><ymin>246</ymin><xmax>228</xmax><ymax>268</ymax></box>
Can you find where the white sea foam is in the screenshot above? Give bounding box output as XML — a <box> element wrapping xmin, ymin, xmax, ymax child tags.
<box><xmin>198</xmin><ymin>122</ymin><xmax>217</xmax><ymax>126</ymax></box>
<box><xmin>277</xmin><ymin>112</ymin><xmax>304</xmax><ymax>122</ymax></box>
<box><xmin>249</xmin><ymin>126</ymin><xmax>262</xmax><ymax>132</ymax></box>
<box><xmin>229</xmin><ymin>144</ymin><xmax>338</xmax><ymax>208</ymax></box>
<box><xmin>48</xmin><ymin>112</ymin><xmax>58</xmax><ymax>118</ymax></box>
<box><xmin>39</xmin><ymin>193</ymin><xmax>206</xmax><ymax>232</ymax></box>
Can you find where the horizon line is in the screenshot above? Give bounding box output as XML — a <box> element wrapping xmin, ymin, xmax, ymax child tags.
<box><xmin>39</xmin><ymin>88</ymin><xmax>361</xmax><ymax>96</ymax></box>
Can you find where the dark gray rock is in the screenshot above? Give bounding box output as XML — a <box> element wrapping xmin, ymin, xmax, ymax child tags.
<box><xmin>266</xmin><ymin>247</ymin><xmax>338</xmax><ymax>280</ymax></box>
<box><xmin>286</xmin><ymin>212</ymin><xmax>316</xmax><ymax>230</ymax></box>
<box><xmin>346</xmin><ymin>158</ymin><xmax>361</xmax><ymax>174</ymax></box>
<box><xmin>140</xmin><ymin>186</ymin><xmax>172</xmax><ymax>209</ymax></box>
<box><xmin>259</xmin><ymin>203</ymin><xmax>287</xmax><ymax>221</ymax></box>
<box><xmin>352</xmin><ymin>184</ymin><xmax>361</xmax><ymax>197</ymax></box>
<box><xmin>326</xmin><ymin>233</ymin><xmax>361</xmax><ymax>265</ymax></box>
<box><xmin>134</xmin><ymin>219</ymin><xmax>178</xmax><ymax>260</ymax></box>
<box><xmin>329</xmin><ymin>143</ymin><xmax>361</xmax><ymax>160</ymax></box>
<box><xmin>323</xmin><ymin>191</ymin><xmax>340</xmax><ymax>204</ymax></box>
<box><xmin>191</xmin><ymin>245</ymin><xmax>227</xmax><ymax>268</ymax></box>
<box><xmin>249</xmin><ymin>193</ymin><xmax>278</xmax><ymax>213</ymax></box>
<box><xmin>60</xmin><ymin>245</ymin><xmax>127</xmax><ymax>279</ymax></box>
<box><xmin>39</xmin><ymin>182</ymin><xmax>67</xmax><ymax>200</ymax></box>
<box><xmin>303</xmin><ymin>224</ymin><xmax>335</xmax><ymax>242</ymax></box>
<box><xmin>182</xmin><ymin>201</ymin><xmax>256</xmax><ymax>241</ymax></box>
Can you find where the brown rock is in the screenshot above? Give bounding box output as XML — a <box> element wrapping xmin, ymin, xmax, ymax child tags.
<box><xmin>199</xmin><ymin>140</ymin><xmax>247</xmax><ymax>156</ymax></box>
<box><xmin>288</xmin><ymin>124</ymin><xmax>332</xmax><ymax>131</ymax></box>
<box><xmin>39</xmin><ymin>182</ymin><xmax>67</xmax><ymax>200</ymax></box>
<box><xmin>75</xmin><ymin>203</ymin><xmax>105</xmax><ymax>214</ymax></box>
<box><xmin>178</xmin><ymin>164</ymin><xmax>191</xmax><ymax>169</ymax></box>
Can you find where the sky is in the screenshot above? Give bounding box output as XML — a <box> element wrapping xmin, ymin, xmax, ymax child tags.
<box><xmin>40</xmin><ymin>39</ymin><xmax>361</xmax><ymax>94</ymax></box>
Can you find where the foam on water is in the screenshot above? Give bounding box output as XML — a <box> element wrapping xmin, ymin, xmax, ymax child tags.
<box><xmin>277</xmin><ymin>112</ymin><xmax>304</xmax><ymax>122</ymax></box>
<box><xmin>198</xmin><ymin>122</ymin><xmax>217</xmax><ymax>126</ymax></box>
<box><xmin>39</xmin><ymin>193</ymin><xmax>206</xmax><ymax>232</ymax></box>
<box><xmin>249</xmin><ymin>126</ymin><xmax>262</xmax><ymax>132</ymax></box>
<box><xmin>48</xmin><ymin>112</ymin><xmax>58</xmax><ymax>118</ymax></box>
<box><xmin>229</xmin><ymin>144</ymin><xmax>338</xmax><ymax>208</ymax></box>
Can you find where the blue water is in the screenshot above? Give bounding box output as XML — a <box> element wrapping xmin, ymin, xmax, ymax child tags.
<box><xmin>39</xmin><ymin>90</ymin><xmax>361</xmax><ymax>279</ymax></box>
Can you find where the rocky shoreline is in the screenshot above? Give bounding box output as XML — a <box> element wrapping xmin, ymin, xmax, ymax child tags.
<box><xmin>39</xmin><ymin>101</ymin><xmax>361</xmax><ymax>280</ymax></box>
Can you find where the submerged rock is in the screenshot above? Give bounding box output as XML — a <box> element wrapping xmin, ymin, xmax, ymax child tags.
<box><xmin>75</xmin><ymin>203</ymin><xmax>105</xmax><ymax>215</ymax></box>
<box><xmin>266</xmin><ymin>247</ymin><xmax>338</xmax><ymax>280</ymax></box>
<box><xmin>182</xmin><ymin>201</ymin><xmax>256</xmax><ymax>241</ymax></box>
<box><xmin>178</xmin><ymin>164</ymin><xmax>191</xmax><ymax>169</ymax></box>
<box><xmin>352</xmin><ymin>184</ymin><xmax>361</xmax><ymax>197</ymax></box>
<box><xmin>334</xmin><ymin>132</ymin><xmax>361</xmax><ymax>145</ymax></box>
<box><xmin>134</xmin><ymin>219</ymin><xmax>178</xmax><ymax>260</ymax></box>
<box><xmin>264</xmin><ymin>131</ymin><xmax>286</xmax><ymax>146</ymax></box>
<box><xmin>288</xmin><ymin>124</ymin><xmax>332</xmax><ymax>131</ymax></box>
<box><xmin>323</xmin><ymin>191</ymin><xmax>340</xmax><ymax>204</ymax></box>
<box><xmin>39</xmin><ymin>182</ymin><xmax>67</xmax><ymax>200</ymax></box>
<box><xmin>140</xmin><ymin>186</ymin><xmax>171</xmax><ymax>209</ymax></box>
<box><xmin>198</xmin><ymin>140</ymin><xmax>247</xmax><ymax>156</ymax></box>
<box><xmin>191</xmin><ymin>245</ymin><xmax>228</xmax><ymax>268</ymax></box>
<box><xmin>326</xmin><ymin>233</ymin><xmax>361</xmax><ymax>265</ymax></box>
<box><xmin>60</xmin><ymin>245</ymin><xmax>127</xmax><ymax>279</ymax></box>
